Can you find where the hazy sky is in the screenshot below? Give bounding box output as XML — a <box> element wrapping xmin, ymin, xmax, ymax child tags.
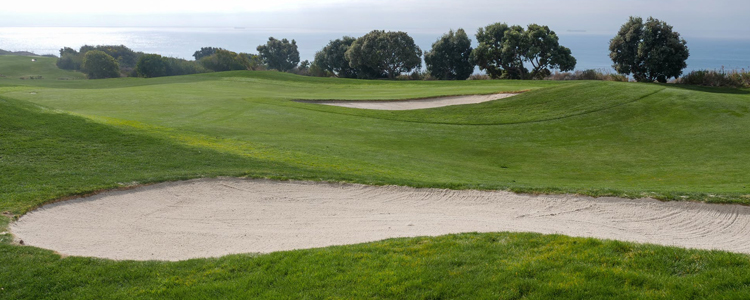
<box><xmin>2</xmin><ymin>0</ymin><xmax>749</xmax><ymax>38</ymax></box>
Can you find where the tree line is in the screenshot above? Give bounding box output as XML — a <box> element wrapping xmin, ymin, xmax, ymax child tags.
<box><xmin>57</xmin><ymin>17</ymin><xmax>689</xmax><ymax>83</ymax></box>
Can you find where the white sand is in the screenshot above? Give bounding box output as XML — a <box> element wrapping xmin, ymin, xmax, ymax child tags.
<box><xmin>300</xmin><ymin>93</ymin><xmax>517</xmax><ymax>110</ymax></box>
<box><xmin>11</xmin><ymin>178</ymin><xmax>750</xmax><ymax>261</ymax></box>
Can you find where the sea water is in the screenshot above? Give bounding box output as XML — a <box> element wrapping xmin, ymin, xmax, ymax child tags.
<box><xmin>1</xmin><ymin>27</ymin><xmax>748</xmax><ymax>72</ymax></box>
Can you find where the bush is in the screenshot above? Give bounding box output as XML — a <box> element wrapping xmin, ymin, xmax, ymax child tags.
<box><xmin>545</xmin><ymin>69</ymin><xmax>630</xmax><ymax>82</ymax></box>
<box><xmin>56</xmin><ymin>53</ymin><xmax>82</xmax><ymax>70</ymax></box>
<box><xmin>199</xmin><ymin>49</ymin><xmax>249</xmax><ymax>72</ymax></box>
<box><xmin>57</xmin><ymin>45</ymin><xmax>144</xmax><ymax>75</ymax></box>
<box><xmin>679</xmin><ymin>69</ymin><xmax>750</xmax><ymax>88</ymax></box>
<box><xmin>468</xmin><ymin>74</ymin><xmax>491</xmax><ymax>80</ymax></box>
<box><xmin>136</xmin><ymin>54</ymin><xmax>207</xmax><ymax>78</ymax></box>
<box><xmin>81</xmin><ymin>50</ymin><xmax>121</xmax><ymax>79</ymax></box>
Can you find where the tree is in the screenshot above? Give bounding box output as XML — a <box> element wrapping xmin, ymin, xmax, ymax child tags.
<box><xmin>199</xmin><ymin>49</ymin><xmax>250</xmax><ymax>72</ymax></box>
<box><xmin>256</xmin><ymin>37</ymin><xmax>300</xmax><ymax>72</ymax></box>
<box><xmin>81</xmin><ymin>50</ymin><xmax>120</xmax><ymax>79</ymax></box>
<box><xmin>56</xmin><ymin>47</ymin><xmax>82</xmax><ymax>70</ymax></box>
<box><xmin>345</xmin><ymin>30</ymin><xmax>423</xmax><ymax>79</ymax></box>
<box><xmin>193</xmin><ymin>47</ymin><xmax>221</xmax><ymax>61</ymax></box>
<box><xmin>471</xmin><ymin>23</ymin><xmax>525</xmax><ymax>79</ymax></box>
<box><xmin>424</xmin><ymin>29</ymin><xmax>474</xmax><ymax>80</ymax></box>
<box><xmin>136</xmin><ymin>54</ymin><xmax>168</xmax><ymax>78</ymax></box>
<box><xmin>313</xmin><ymin>36</ymin><xmax>358</xmax><ymax>78</ymax></box>
<box><xmin>471</xmin><ymin>23</ymin><xmax>575</xmax><ymax>79</ymax></box>
<box><xmin>609</xmin><ymin>17</ymin><xmax>689</xmax><ymax>83</ymax></box>
<box><xmin>523</xmin><ymin>24</ymin><xmax>576</xmax><ymax>79</ymax></box>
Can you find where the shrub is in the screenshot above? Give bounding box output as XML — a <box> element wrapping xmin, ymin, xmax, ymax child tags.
<box><xmin>56</xmin><ymin>52</ymin><xmax>82</xmax><ymax>70</ymax></box>
<box><xmin>81</xmin><ymin>50</ymin><xmax>121</xmax><ymax>79</ymax></box>
<box><xmin>468</xmin><ymin>74</ymin><xmax>491</xmax><ymax>80</ymax></box>
<box><xmin>679</xmin><ymin>69</ymin><xmax>750</xmax><ymax>88</ymax></box>
<box><xmin>199</xmin><ymin>49</ymin><xmax>250</xmax><ymax>72</ymax></box>
<box><xmin>545</xmin><ymin>69</ymin><xmax>630</xmax><ymax>82</ymax></box>
<box><xmin>136</xmin><ymin>54</ymin><xmax>168</xmax><ymax>78</ymax></box>
<box><xmin>137</xmin><ymin>54</ymin><xmax>208</xmax><ymax>78</ymax></box>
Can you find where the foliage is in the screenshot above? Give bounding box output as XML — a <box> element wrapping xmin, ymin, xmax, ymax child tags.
<box><xmin>81</xmin><ymin>50</ymin><xmax>121</xmax><ymax>79</ymax></box>
<box><xmin>56</xmin><ymin>45</ymin><xmax>143</xmax><ymax>75</ymax></box>
<box><xmin>56</xmin><ymin>53</ymin><xmax>82</xmax><ymax>71</ymax></box>
<box><xmin>290</xmin><ymin>60</ymin><xmax>312</xmax><ymax>76</ymax></box>
<box><xmin>135</xmin><ymin>54</ymin><xmax>168</xmax><ymax>78</ymax></box>
<box><xmin>679</xmin><ymin>69</ymin><xmax>750</xmax><ymax>88</ymax></box>
<box><xmin>199</xmin><ymin>49</ymin><xmax>251</xmax><ymax>72</ymax></box>
<box><xmin>524</xmin><ymin>24</ymin><xmax>577</xmax><ymax>79</ymax></box>
<box><xmin>193</xmin><ymin>47</ymin><xmax>221</xmax><ymax>61</ymax></box>
<box><xmin>472</xmin><ymin>23</ymin><xmax>576</xmax><ymax>79</ymax></box>
<box><xmin>609</xmin><ymin>16</ymin><xmax>689</xmax><ymax>83</ymax></box>
<box><xmin>137</xmin><ymin>54</ymin><xmax>207</xmax><ymax>78</ymax></box>
<box><xmin>545</xmin><ymin>69</ymin><xmax>630</xmax><ymax>82</ymax></box>
<box><xmin>79</xmin><ymin>45</ymin><xmax>142</xmax><ymax>69</ymax></box>
<box><xmin>312</xmin><ymin>36</ymin><xmax>358</xmax><ymax>78</ymax></box>
<box><xmin>424</xmin><ymin>28</ymin><xmax>474</xmax><ymax>80</ymax></box>
<box><xmin>257</xmin><ymin>37</ymin><xmax>300</xmax><ymax>72</ymax></box>
<box><xmin>345</xmin><ymin>30</ymin><xmax>423</xmax><ymax>79</ymax></box>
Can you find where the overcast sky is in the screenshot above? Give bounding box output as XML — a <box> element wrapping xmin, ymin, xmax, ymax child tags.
<box><xmin>2</xmin><ymin>0</ymin><xmax>749</xmax><ymax>38</ymax></box>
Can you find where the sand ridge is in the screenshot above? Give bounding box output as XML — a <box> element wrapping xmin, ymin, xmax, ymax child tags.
<box><xmin>297</xmin><ymin>93</ymin><xmax>518</xmax><ymax>110</ymax></box>
<box><xmin>11</xmin><ymin>178</ymin><xmax>750</xmax><ymax>261</ymax></box>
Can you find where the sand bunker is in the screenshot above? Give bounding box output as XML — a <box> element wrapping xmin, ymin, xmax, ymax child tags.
<box><xmin>299</xmin><ymin>93</ymin><xmax>517</xmax><ymax>110</ymax></box>
<box><xmin>11</xmin><ymin>178</ymin><xmax>750</xmax><ymax>261</ymax></box>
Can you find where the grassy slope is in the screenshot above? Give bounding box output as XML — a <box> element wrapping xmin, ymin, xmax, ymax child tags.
<box><xmin>0</xmin><ymin>55</ymin><xmax>85</xmax><ymax>80</ymax></box>
<box><xmin>2</xmin><ymin>56</ymin><xmax>750</xmax><ymax>298</ymax></box>
<box><xmin>4</xmin><ymin>69</ymin><xmax>749</xmax><ymax>204</ymax></box>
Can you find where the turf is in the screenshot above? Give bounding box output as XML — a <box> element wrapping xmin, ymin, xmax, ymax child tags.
<box><xmin>2</xmin><ymin>55</ymin><xmax>750</xmax><ymax>298</ymax></box>
<box><xmin>3</xmin><ymin>232</ymin><xmax>750</xmax><ymax>299</ymax></box>
<box><xmin>4</xmin><ymin>67</ymin><xmax>749</xmax><ymax>204</ymax></box>
<box><xmin>0</xmin><ymin>55</ymin><xmax>85</xmax><ymax>81</ymax></box>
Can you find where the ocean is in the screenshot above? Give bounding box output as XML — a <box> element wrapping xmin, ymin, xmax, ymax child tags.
<box><xmin>1</xmin><ymin>27</ymin><xmax>748</xmax><ymax>73</ymax></box>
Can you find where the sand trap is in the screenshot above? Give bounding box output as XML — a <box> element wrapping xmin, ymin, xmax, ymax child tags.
<box><xmin>298</xmin><ymin>93</ymin><xmax>517</xmax><ymax>110</ymax></box>
<box><xmin>11</xmin><ymin>178</ymin><xmax>750</xmax><ymax>261</ymax></box>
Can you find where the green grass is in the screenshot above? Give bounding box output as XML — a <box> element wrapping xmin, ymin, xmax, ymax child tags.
<box><xmin>5</xmin><ymin>67</ymin><xmax>749</xmax><ymax>204</ymax></box>
<box><xmin>0</xmin><ymin>55</ymin><xmax>86</xmax><ymax>80</ymax></box>
<box><xmin>2</xmin><ymin>55</ymin><xmax>750</xmax><ymax>298</ymax></box>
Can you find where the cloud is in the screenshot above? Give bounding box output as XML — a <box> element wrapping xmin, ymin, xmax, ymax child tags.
<box><xmin>1</xmin><ymin>0</ymin><xmax>748</xmax><ymax>38</ymax></box>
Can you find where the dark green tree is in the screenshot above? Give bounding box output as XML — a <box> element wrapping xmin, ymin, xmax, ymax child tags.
<box><xmin>472</xmin><ymin>23</ymin><xmax>576</xmax><ymax>79</ymax></box>
<box><xmin>609</xmin><ymin>17</ymin><xmax>689</xmax><ymax>83</ymax></box>
<box><xmin>313</xmin><ymin>36</ymin><xmax>358</xmax><ymax>78</ymax></box>
<box><xmin>81</xmin><ymin>50</ymin><xmax>120</xmax><ymax>79</ymax></box>
<box><xmin>345</xmin><ymin>30</ymin><xmax>422</xmax><ymax>79</ymax></box>
<box><xmin>135</xmin><ymin>54</ymin><xmax>168</xmax><ymax>78</ymax></box>
<box><xmin>424</xmin><ymin>29</ymin><xmax>474</xmax><ymax>80</ymax></box>
<box><xmin>523</xmin><ymin>24</ymin><xmax>576</xmax><ymax>79</ymax></box>
<box><xmin>256</xmin><ymin>37</ymin><xmax>300</xmax><ymax>72</ymax></box>
<box><xmin>193</xmin><ymin>47</ymin><xmax>221</xmax><ymax>61</ymax></box>
<box><xmin>56</xmin><ymin>47</ymin><xmax>82</xmax><ymax>70</ymax></box>
<box><xmin>471</xmin><ymin>23</ymin><xmax>525</xmax><ymax>79</ymax></box>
